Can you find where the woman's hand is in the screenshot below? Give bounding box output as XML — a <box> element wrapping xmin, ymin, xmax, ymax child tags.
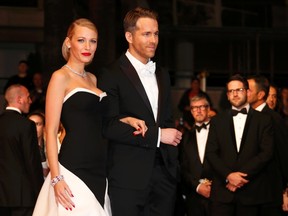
<box><xmin>120</xmin><ymin>117</ymin><xmax>148</xmax><ymax>137</ymax></box>
<box><xmin>53</xmin><ymin>180</ymin><xmax>75</xmax><ymax>211</ymax></box>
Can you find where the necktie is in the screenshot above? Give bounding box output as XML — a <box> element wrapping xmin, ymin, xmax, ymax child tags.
<box><xmin>231</xmin><ymin>108</ymin><xmax>247</xmax><ymax>116</ymax></box>
<box><xmin>140</xmin><ymin>61</ymin><xmax>156</xmax><ymax>75</ymax></box>
<box><xmin>195</xmin><ymin>122</ymin><xmax>210</xmax><ymax>132</ymax></box>
<box><xmin>146</xmin><ymin>61</ymin><xmax>156</xmax><ymax>73</ymax></box>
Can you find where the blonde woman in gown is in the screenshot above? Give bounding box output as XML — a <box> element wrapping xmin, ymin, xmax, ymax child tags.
<box><xmin>32</xmin><ymin>18</ymin><xmax>111</xmax><ymax>216</ymax></box>
<box><xmin>33</xmin><ymin>17</ymin><xmax>148</xmax><ymax>216</ymax></box>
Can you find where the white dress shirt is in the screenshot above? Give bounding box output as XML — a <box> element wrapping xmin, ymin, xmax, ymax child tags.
<box><xmin>126</xmin><ymin>51</ymin><xmax>158</xmax><ymax>120</ymax></box>
<box><xmin>232</xmin><ymin>104</ymin><xmax>250</xmax><ymax>152</ymax></box>
<box><xmin>195</xmin><ymin>121</ymin><xmax>210</xmax><ymax>164</ymax></box>
<box><xmin>195</xmin><ymin>121</ymin><xmax>210</xmax><ymax>192</ymax></box>
<box><xmin>125</xmin><ymin>51</ymin><xmax>161</xmax><ymax>147</ymax></box>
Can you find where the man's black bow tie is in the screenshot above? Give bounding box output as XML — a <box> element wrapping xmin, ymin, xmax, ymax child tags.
<box><xmin>231</xmin><ymin>108</ymin><xmax>247</xmax><ymax>116</ymax></box>
<box><xmin>195</xmin><ymin>122</ymin><xmax>210</xmax><ymax>132</ymax></box>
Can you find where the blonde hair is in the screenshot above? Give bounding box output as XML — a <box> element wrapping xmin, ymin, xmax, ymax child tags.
<box><xmin>62</xmin><ymin>18</ymin><xmax>98</xmax><ymax>61</ymax></box>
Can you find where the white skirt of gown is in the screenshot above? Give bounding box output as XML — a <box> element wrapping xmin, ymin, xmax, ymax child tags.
<box><xmin>32</xmin><ymin>163</ymin><xmax>112</xmax><ymax>216</ymax></box>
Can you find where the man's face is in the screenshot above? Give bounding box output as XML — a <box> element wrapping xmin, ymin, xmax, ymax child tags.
<box><xmin>227</xmin><ymin>80</ymin><xmax>248</xmax><ymax>108</ymax></box>
<box><xmin>191</xmin><ymin>80</ymin><xmax>200</xmax><ymax>91</ymax></box>
<box><xmin>19</xmin><ymin>86</ymin><xmax>32</xmax><ymax>113</ymax></box>
<box><xmin>247</xmin><ymin>79</ymin><xmax>259</xmax><ymax>107</ymax></box>
<box><xmin>18</xmin><ymin>62</ymin><xmax>28</xmax><ymax>75</ymax></box>
<box><xmin>190</xmin><ymin>99</ymin><xmax>210</xmax><ymax>124</ymax></box>
<box><xmin>266</xmin><ymin>86</ymin><xmax>277</xmax><ymax>110</ymax></box>
<box><xmin>125</xmin><ymin>17</ymin><xmax>159</xmax><ymax>64</ymax></box>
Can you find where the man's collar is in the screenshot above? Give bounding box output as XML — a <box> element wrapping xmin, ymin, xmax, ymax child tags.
<box><xmin>125</xmin><ymin>50</ymin><xmax>153</xmax><ymax>72</ymax></box>
<box><xmin>255</xmin><ymin>102</ymin><xmax>266</xmax><ymax>112</ymax></box>
<box><xmin>6</xmin><ymin>106</ymin><xmax>21</xmax><ymax>114</ymax></box>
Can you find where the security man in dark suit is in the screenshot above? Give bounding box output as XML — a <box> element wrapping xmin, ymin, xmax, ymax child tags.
<box><xmin>0</xmin><ymin>84</ymin><xmax>43</xmax><ymax>216</ymax></box>
<box><xmin>247</xmin><ymin>75</ymin><xmax>288</xmax><ymax>216</ymax></box>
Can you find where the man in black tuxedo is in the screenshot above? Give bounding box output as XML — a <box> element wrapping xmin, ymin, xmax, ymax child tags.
<box><xmin>247</xmin><ymin>75</ymin><xmax>288</xmax><ymax>216</ymax></box>
<box><xmin>206</xmin><ymin>74</ymin><xmax>274</xmax><ymax>216</ymax></box>
<box><xmin>98</xmin><ymin>7</ymin><xmax>182</xmax><ymax>216</ymax></box>
<box><xmin>0</xmin><ymin>84</ymin><xmax>43</xmax><ymax>216</ymax></box>
<box><xmin>179</xmin><ymin>95</ymin><xmax>213</xmax><ymax>216</ymax></box>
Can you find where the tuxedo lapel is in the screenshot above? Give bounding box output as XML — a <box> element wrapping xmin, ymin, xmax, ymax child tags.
<box><xmin>228</xmin><ymin>111</ymin><xmax>238</xmax><ymax>153</ymax></box>
<box><xmin>119</xmin><ymin>55</ymin><xmax>154</xmax><ymax>116</ymax></box>
<box><xmin>184</xmin><ymin>130</ymin><xmax>203</xmax><ymax>173</ymax></box>
<box><xmin>190</xmin><ymin>129</ymin><xmax>203</xmax><ymax>165</ymax></box>
<box><xmin>155</xmin><ymin>67</ymin><xmax>163</xmax><ymax>124</ymax></box>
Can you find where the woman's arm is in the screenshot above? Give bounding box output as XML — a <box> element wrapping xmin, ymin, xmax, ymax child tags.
<box><xmin>45</xmin><ymin>70</ymin><xmax>75</xmax><ymax>210</ymax></box>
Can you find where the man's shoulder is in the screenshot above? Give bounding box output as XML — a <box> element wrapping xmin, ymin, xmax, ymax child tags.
<box><xmin>0</xmin><ymin>112</ymin><xmax>32</xmax><ymax>132</ymax></box>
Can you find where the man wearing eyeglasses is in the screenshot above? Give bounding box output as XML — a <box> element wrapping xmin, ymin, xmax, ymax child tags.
<box><xmin>179</xmin><ymin>94</ymin><xmax>214</xmax><ymax>216</ymax></box>
<box><xmin>206</xmin><ymin>74</ymin><xmax>274</xmax><ymax>216</ymax></box>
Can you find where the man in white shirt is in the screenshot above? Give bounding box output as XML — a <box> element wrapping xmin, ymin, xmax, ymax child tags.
<box><xmin>206</xmin><ymin>74</ymin><xmax>274</xmax><ymax>216</ymax></box>
<box><xmin>98</xmin><ymin>7</ymin><xmax>182</xmax><ymax>216</ymax></box>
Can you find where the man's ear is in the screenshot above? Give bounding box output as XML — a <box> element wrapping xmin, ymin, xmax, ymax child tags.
<box><xmin>258</xmin><ymin>90</ymin><xmax>265</xmax><ymax>101</ymax></box>
<box><xmin>125</xmin><ymin>32</ymin><xmax>133</xmax><ymax>44</ymax></box>
<box><xmin>17</xmin><ymin>95</ymin><xmax>22</xmax><ymax>104</ymax></box>
<box><xmin>246</xmin><ymin>89</ymin><xmax>251</xmax><ymax>98</ymax></box>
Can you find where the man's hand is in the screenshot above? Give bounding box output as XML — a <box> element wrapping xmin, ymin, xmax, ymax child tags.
<box><xmin>226</xmin><ymin>172</ymin><xmax>249</xmax><ymax>188</ymax></box>
<box><xmin>160</xmin><ymin>128</ymin><xmax>182</xmax><ymax>146</ymax></box>
<box><xmin>198</xmin><ymin>181</ymin><xmax>211</xmax><ymax>198</ymax></box>
<box><xmin>226</xmin><ymin>182</ymin><xmax>238</xmax><ymax>192</ymax></box>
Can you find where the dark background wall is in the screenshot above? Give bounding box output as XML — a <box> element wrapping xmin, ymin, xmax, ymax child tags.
<box><xmin>0</xmin><ymin>0</ymin><xmax>287</xmax><ymax>114</ymax></box>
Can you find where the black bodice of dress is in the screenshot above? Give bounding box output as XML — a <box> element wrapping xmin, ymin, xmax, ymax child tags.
<box><xmin>58</xmin><ymin>88</ymin><xmax>108</xmax><ymax>206</ymax></box>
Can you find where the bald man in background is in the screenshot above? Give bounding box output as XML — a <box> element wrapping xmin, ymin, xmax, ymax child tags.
<box><xmin>0</xmin><ymin>84</ymin><xmax>43</xmax><ymax>216</ymax></box>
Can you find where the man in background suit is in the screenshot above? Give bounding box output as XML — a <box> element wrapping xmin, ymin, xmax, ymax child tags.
<box><xmin>206</xmin><ymin>74</ymin><xmax>274</xmax><ymax>216</ymax></box>
<box><xmin>98</xmin><ymin>7</ymin><xmax>182</xmax><ymax>216</ymax></box>
<box><xmin>247</xmin><ymin>75</ymin><xmax>288</xmax><ymax>216</ymax></box>
<box><xmin>180</xmin><ymin>95</ymin><xmax>213</xmax><ymax>216</ymax></box>
<box><xmin>0</xmin><ymin>84</ymin><xmax>43</xmax><ymax>216</ymax></box>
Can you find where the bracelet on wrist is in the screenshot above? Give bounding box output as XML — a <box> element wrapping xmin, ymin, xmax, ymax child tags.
<box><xmin>51</xmin><ymin>175</ymin><xmax>64</xmax><ymax>187</ymax></box>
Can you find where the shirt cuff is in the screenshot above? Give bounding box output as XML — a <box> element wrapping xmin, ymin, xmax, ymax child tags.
<box><xmin>157</xmin><ymin>127</ymin><xmax>161</xmax><ymax>147</ymax></box>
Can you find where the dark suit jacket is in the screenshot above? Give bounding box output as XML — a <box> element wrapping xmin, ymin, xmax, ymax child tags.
<box><xmin>261</xmin><ymin>104</ymin><xmax>288</xmax><ymax>205</ymax></box>
<box><xmin>179</xmin><ymin>128</ymin><xmax>213</xmax><ymax>196</ymax></box>
<box><xmin>0</xmin><ymin>110</ymin><xmax>43</xmax><ymax>207</ymax></box>
<box><xmin>98</xmin><ymin>54</ymin><xmax>178</xmax><ymax>190</ymax></box>
<box><xmin>206</xmin><ymin>108</ymin><xmax>274</xmax><ymax>205</ymax></box>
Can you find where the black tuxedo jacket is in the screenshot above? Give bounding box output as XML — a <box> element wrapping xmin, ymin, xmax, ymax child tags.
<box><xmin>261</xmin><ymin>104</ymin><xmax>288</xmax><ymax>205</ymax></box>
<box><xmin>0</xmin><ymin>110</ymin><xmax>43</xmax><ymax>207</ymax></box>
<box><xmin>179</xmin><ymin>128</ymin><xmax>213</xmax><ymax>196</ymax></box>
<box><xmin>206</xmin><ymin>108</ymin><xmax>274</xmax><ymax>205</ymax></box>
<box><xmin>98</xmin><ymin>54</ymin><xmax>178</xmax><ymax>190</ymax></box>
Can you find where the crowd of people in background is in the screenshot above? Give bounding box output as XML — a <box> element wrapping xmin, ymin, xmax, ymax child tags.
<box><xmin>0</xmin><ymin>6</ymin><xmax>288</xmax><ymax>216</ymax></box>
<box><xmin>176</xmin><ymin>74</ymin><xmax>288</xmax><ymax>216</ymax></box>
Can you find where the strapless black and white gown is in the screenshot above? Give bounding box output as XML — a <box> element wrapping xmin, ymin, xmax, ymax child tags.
<box><xmin>33</xmin><ymin>88</ymin><xmax>111</xmax><ymax>216</ymax></box>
